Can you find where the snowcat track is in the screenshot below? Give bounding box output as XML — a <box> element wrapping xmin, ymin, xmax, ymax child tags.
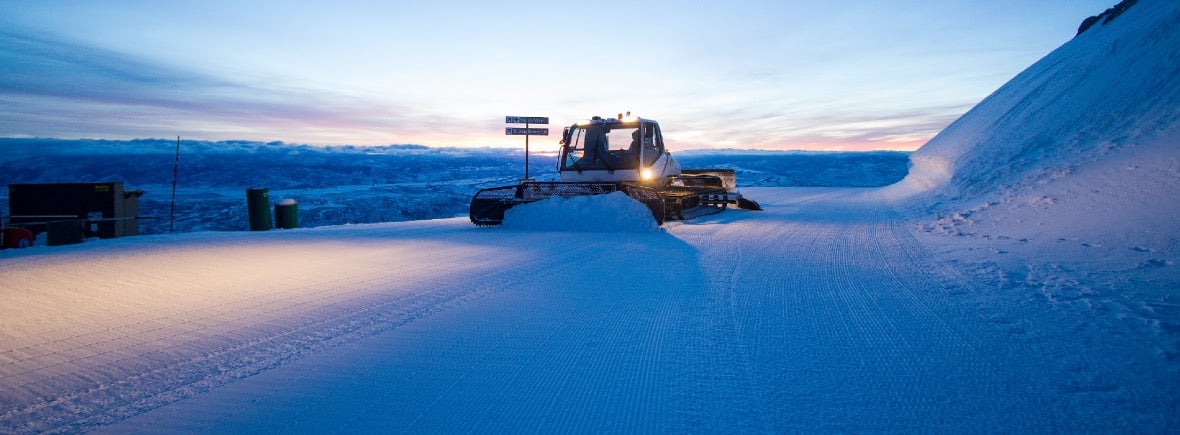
<box><xmin>469</xmin><ymin>181</ymin><xmax>726</xmax><ymax>226</ymax></box>
<box><xmin>657</xmin><ymin>185</ymin><xmax>729</xmax><ymax>221</ymax></box>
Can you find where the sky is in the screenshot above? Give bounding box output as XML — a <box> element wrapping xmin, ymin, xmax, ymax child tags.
<box><xmin>0</xmin><ymin>1</ymin><xmax>1115</xmax><ymax>151</ymax></box>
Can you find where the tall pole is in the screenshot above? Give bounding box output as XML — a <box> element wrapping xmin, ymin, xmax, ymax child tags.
<box><xmin>169</xmin><ymin>136</ymin><xmax>180</xmax><ymax>233</ymax></box>
<box><xmin>524</xmin><ymin>122</ymin><xmax>530</xmax><ymax>180</ymax></box>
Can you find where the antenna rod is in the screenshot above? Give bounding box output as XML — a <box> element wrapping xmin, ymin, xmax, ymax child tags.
<box><xmin>525</xmin><ymin>123</ymin><xmax>530</xmax><ymax>180</ymax></box>
<box><xmin>169</xmin><ymin>136</ymin><xmax>180</xmax><ymax>233</ymax></box>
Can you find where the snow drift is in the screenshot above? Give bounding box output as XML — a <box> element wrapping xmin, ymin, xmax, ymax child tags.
<box><xmin>884</xmin><ymin>0</ymin><xmax>1179</xmax><ymax>204</ymax></box>
<box><xmin>880</xmin><ymin>0</ymin><xmax>1179</xmax><ymax>289</ymax></box>
<box><xmin>874</xmin><ymin>0</ymin><xmax>1179</xmax><ymax>405</ymax></box>
<box><xmin>501</xmin><ymin>192</ymin><xmax>660</xmax><ymax>233</ymax></box>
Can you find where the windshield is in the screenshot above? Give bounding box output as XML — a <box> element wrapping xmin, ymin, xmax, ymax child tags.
<box><xmin>561</xmin><ymin>121</ymin><xmax>662</xmax><ymax>171</ymax></box>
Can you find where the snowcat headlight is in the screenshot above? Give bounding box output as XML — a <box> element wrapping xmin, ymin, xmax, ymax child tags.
<box><xmin>640</xmin><ymin>168</ymin><xmax>654</xmax><ymax>180</ymax></box>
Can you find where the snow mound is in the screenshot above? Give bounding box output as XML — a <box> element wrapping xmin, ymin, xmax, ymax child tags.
<box><xmin>882</xmin><ymin>0</ymin><xmax>1179</xmax><ymax>202</ymax></box>
<box><xmin>500</xmin><ymin>191</ymin><xmax>660</xmax><ymax>232</ymax></box>
<box><xmin>870</xmin><ymin>0</ymin><xmax>1179</xmax><ymax>364</ymax></box>
<box><xmin>876</xmin><ymin>0</ymin><xmax>1180</xmax><ymax>269</ymax></box>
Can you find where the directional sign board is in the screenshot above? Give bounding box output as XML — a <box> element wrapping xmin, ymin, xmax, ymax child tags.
<box><xmin>505</xmin><ymin>114</ymin><xmax>548</xmax><ymax>180</ymax></box>
<box><xmin>506</xmin><ymin>127</ymin><xmax>549</xmax><ymax>136</ymax></box>
<box><xmin>505</xmin><ymin>116</ymin><xmax>548</xmax><ymax>125</ymax></box>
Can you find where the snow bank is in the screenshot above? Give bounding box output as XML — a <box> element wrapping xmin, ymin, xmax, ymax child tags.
<box><xmin>500</xmin><ymin>191</ymin><xmax>660</xmax><ymax>232</ymax></box>
<box><xmin>869</xmin><ymin>0</ymin><xmax>1180</xmax><ymax>392</ymax></box>
<box><xmin>877</xmin><ymin>0</ymin><xmax>1180</xmax><ymax>283</ymax></box>
<box><xmin>883</xmin><ymin>0</ymin><xmax>1180</xmax><ymax>202</ymax></box>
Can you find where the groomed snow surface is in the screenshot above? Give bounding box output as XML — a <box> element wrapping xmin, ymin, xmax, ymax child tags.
<box><xmin>0</xmin><ymin>188</ymin><xmax>1171</xmax><ymax>433</ymax></box>
<box><xmin>3</xmin><ymin>0</ymin><xmax>1179</xmax><ymax>432</ymax></box>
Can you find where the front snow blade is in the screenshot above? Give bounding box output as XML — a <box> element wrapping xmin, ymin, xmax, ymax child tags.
<box><xmin>469</xmin><ymin>181</ymin><xmax>655</xmax><ymax>226</ymax></box>
<box><xmin>469</xmin><ymin>184</ymin><xmax>531</xmax><ymax>226</ymax></box>
<box><xmin>737</xmin><ymin>196</ymin><xmax>763</xmax><ymax>211</ymax></box>
<box><xmin>655</xmin><ymin>186</ymin><xmax>728</xmax><ymax>221</ymax></box>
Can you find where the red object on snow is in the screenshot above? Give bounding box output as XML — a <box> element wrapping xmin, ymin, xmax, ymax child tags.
<box><xmin>3</xmin><ymin>227</ymin><xmax>34</xmax><ymax>249</ymax></box>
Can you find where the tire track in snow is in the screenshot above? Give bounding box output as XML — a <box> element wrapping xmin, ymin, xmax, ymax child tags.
<box><xmin>666</xmin><ymin>217</ymin><xmax>804</xmax><ymax>432</ymax></box>
<box><xmin>5</xmin><ymin>284</ymin><xmax>447</xmax><ymax>431</ymax></box>
<box><xmin>807</xmin><ymin>211</ymin><xmax>987</xmax><ymax>428</ymax></box>
<box><xmin>405</xmin><ymin>236</ymin><xmax>696</xmax><ymax>433</ymax></box>
<box><xmin>669</xmin><ymin>190</ymin><xmax>1046</xmax><ymax>431</ymax></box>
<box><xmin>0</xmin><ymin>222</ymin><xmax>473</xmax><ymax>368</ymax></box>
<box><xmin>118</xmin><ymin>231</ymin><xmax>709</xmax><ymax>433</ymax></box>
<box><xmin>2</xmin><ymin>259</ymin><xmax>435</xmax><ymax>429</ymax></box>
<box><xmin>0</xmin><ymin>230</ymin><xmax>604</xmax><ymax>433</ymax></box>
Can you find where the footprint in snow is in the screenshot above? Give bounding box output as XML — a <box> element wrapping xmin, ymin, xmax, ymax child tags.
<box><xmin>1139</xmin><ymin>259</ymin><xmax>1170</xmax><ymax>269</ymax></box>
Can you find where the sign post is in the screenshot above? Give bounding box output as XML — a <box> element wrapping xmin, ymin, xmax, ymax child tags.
<box><xmin>505</xmin><ymin>116</ymin><xmax>549</xmax><ymax>180</ymax></box>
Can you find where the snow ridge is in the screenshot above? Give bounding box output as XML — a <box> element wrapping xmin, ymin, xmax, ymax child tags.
<box><xmin>884</xmin><ymin>0</ymin><xmax>1180</xmax><ymax>202</ymax></box>
<box><xmin>874</xmin><ymin>0</ymin><xmax>1180</xmax><ymax>409</ymax></box>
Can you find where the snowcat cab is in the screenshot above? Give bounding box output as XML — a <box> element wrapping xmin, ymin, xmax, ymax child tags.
<box><xmin>469</xmin><ymin>114</ymin><xmax>761</xmax><ymax>226</ymax></box>
<box><xmin>558</xmin><ymin>116</ymin><xmax>681</xmax><ymax>184</ymax></box>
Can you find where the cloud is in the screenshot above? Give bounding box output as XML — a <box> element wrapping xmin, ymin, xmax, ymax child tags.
<box><xmin>657</xmin><ymin>103</ymin><xmax>966</xmax><ymax>152</ymax></box>
<box><xmin>0</xmin><ymin>29</ymin><xmax>472</xmax><ymax>145</ymax></box>
<box><xmin>0</xmin><ymin>26</ymin><xmax>965</xmax><ymax>151</ymax></box>
<box><xmin>1</xmin><ymin>29</ymin><xmax>221</xmax><ymax>103</ymax></box>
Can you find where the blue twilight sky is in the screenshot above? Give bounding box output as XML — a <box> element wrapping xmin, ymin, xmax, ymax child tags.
<box><xmin>1</xmin><ymin>1</ymin><xmax>1113</xmax><ymax>151</ymax></box>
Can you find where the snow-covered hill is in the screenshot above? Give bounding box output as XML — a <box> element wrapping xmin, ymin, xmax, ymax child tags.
<box><xmin>883</xmin><ymin>0</ymin><xmax>1179</xmax><ymax>245</ymax></box>
<box><xmin>879</xmin><ymin>0</ymin><xmax>1179</xmax><ymax>359</ymax></box>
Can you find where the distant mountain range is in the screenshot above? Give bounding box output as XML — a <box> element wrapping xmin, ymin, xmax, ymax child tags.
<box><xmin>0</xmin><ymin>138</ymin><xmax>909</xmax><ymax>234</ymax></box>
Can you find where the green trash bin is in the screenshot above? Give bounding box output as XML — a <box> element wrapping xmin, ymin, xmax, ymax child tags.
<box><xmin>246</xmin><ymin>188</ymin><xmax>272</xmax><ymax>231</ymax></box>
<box><xmin>275</xmin><ymin>198</ymin><xmax>298</xmax><ymax>229</ymax></box>
<box><xmin>46</xmin><ymin>219</ymin><xmax>85</xmax><ymax>246</ymax></box>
